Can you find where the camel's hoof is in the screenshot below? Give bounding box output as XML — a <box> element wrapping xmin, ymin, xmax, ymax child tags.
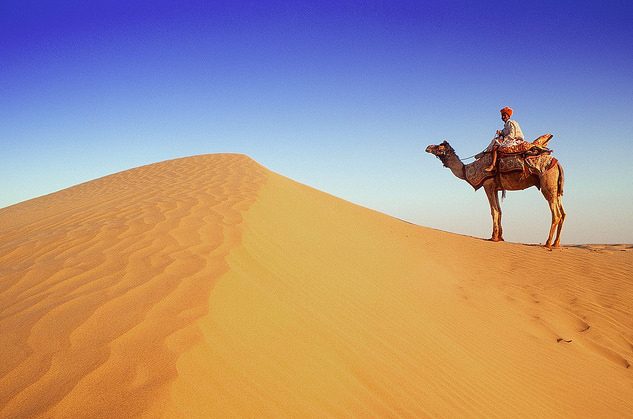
<box><xmin>488</xmin><ymin>237</ymin><xmax>502</xmax><ymax>242</ymax></box>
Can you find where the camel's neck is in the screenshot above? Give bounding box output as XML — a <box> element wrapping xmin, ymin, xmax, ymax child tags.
<box><xmin>441</xmin><ymin>152</ymin><xmax>466</xmax><ymax>180</ymax></box>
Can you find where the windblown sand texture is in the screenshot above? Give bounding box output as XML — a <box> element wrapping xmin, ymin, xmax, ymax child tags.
<box><xmin>1</xmin><ymin>154</ymin><xmax>632</xmax><ymax>418</ymax></box>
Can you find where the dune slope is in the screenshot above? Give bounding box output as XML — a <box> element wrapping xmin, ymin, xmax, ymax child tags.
<box><xmin>1</xmin><ymin>154</ymin><xmax>632</xmax><ymax>418</ymax></box>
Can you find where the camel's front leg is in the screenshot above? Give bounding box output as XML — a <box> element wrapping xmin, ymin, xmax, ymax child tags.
<box><xmin>484</xmin><ymin>183</ymin><xmax>503</xmax><ymax>241</ymax></box>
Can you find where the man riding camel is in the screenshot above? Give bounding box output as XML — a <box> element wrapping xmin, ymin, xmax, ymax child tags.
<box><xmin>483</xmin><ymin>106</ymin><xmax>526</xmax><ymax>172</ymax></box>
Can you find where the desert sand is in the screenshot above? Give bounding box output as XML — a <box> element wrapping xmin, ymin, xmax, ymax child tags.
<box><xmin>1</xmin><ymin>154</ymin><xmax>632</xmax><ymax>418</ymax></box>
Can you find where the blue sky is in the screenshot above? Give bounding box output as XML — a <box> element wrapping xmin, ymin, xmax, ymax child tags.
<box><xmin>2</xmin><ymin>0</ymin><xmax>632</xmax><ymax>243</ymax></box>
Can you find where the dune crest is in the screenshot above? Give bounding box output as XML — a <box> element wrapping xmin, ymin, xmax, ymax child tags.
<box><xmin>1</xmin><ymin>154</ymin><xmax>632</xmax><ymax>418</ymax></box>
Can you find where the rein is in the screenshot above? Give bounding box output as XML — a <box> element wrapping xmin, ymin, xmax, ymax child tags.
<box><xmin>435</xmin><ymin>152</ymin><xmax>469</xmax><ymax>182</ymax></box>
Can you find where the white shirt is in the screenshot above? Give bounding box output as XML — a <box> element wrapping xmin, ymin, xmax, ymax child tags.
<box><xmin>501</xmin><ymin>119</ymin><xmax>524</xmax><ymax>142</ymax></box>
<box><xmin>485</xmin><ymin>119</ymin><xmax>525</xmax><ymax>151</ymax></box>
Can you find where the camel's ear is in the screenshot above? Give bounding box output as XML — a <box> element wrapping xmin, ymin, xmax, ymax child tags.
<box><xmin>440</xmin><ymin>140</ymin><xmax>449</xmax><ymax>146</ymax></box>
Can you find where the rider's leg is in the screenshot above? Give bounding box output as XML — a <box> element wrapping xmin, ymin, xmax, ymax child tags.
<box><xmin>485</xmin><ymin>146</ymin><xmax>498</xmax><ymax>172</ymax></box>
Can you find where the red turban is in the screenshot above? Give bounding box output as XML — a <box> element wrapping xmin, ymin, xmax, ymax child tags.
<box><xmin>500</xmin><ymin>107</ymin><xmax>513</xmax><ymax>117</ymax></box>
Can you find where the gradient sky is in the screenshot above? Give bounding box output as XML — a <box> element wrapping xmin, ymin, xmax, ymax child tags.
<box><xmin>2</xmin><ymin>0</ymin><xmax>632</xmax><ymax>244</ymax></box>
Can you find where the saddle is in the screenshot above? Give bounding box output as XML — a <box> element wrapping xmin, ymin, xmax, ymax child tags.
<box><xmin>464</xmin><ymin>134</ymin><xmax>556</xmax><ymax>190</ymax></box>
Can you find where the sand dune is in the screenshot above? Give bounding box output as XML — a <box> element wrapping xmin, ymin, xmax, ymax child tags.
<box><xmin>1</xmin><ymin>154</ymin><xmax>632</xmax><ymax>418</ymax></box>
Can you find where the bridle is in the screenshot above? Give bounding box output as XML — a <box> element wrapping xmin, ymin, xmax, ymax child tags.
<box><xmin>432</xmin><ymin>143</ymin><xmax>468</xmax><ymax>180</ymax></box>
<box><xmin>432</xmin><ymin>143</ymin><xmax>456</xmax><ymax>168</ymax></box>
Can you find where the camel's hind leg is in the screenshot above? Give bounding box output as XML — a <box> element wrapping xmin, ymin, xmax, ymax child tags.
<box><xmin>553</xmin><ymin>164</ymin><xmax>566</xmax><ymax>247</ymax></box>
<box><xmin>544</xmin><ymin>197</ymin><xmax>563</xmax><ymax>248</ymax></box>
<box><xmin>541</xmin><ymin>166</ymin><xmax>564</xmax><ymax>248</ymax></box>
<box><xmin>553</xmin><ymin>199</ymin><xmax>566</xmax><ymax>247</ymax></box>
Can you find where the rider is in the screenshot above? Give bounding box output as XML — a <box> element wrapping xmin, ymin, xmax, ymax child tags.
<box><xmin>484</xmin><ymin>106</ymin><xmax>526</xmax><ymax>172</ymax></box>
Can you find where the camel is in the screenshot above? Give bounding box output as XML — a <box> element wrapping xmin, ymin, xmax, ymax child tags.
<box><xmin>425</xmin><ymin>141</ymin><xmax>566</xmax><ymax>248</ymax></box>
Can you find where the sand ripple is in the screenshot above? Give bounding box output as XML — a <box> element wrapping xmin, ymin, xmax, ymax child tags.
<box><xmin>0</xmin><ymin>154</ymin><xmax>266</xmax><ymax>418</ymax></box>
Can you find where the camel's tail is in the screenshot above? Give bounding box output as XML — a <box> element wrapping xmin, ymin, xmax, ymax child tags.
<box><xmin>557</xmin><ymin>163</ymin><xmax>564</xmax><ymax>196</ymax></box>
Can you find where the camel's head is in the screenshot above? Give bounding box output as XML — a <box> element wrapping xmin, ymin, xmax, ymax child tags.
<box><xmin>426</xmin><ymin>141</ymin><xmax>455</xmax><ymax>165</ymax></box>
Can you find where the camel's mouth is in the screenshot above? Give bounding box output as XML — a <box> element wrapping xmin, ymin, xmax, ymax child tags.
<box><xmin>426</xmin><ymin>145</ymin><xmax>445</xmax><ymax>156</ymax></box>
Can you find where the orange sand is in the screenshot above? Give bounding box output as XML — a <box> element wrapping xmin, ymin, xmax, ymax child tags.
<box><xmin>1</xmin><ymin>154</ymin><xmax>632</xmax><ymax>418</ymax></box>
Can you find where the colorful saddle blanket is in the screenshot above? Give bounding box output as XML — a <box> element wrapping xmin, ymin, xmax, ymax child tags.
<box><xmin>464</xmin><ymin>149</ymin><xmax>557</xmax><ymax>190</ymax></box>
